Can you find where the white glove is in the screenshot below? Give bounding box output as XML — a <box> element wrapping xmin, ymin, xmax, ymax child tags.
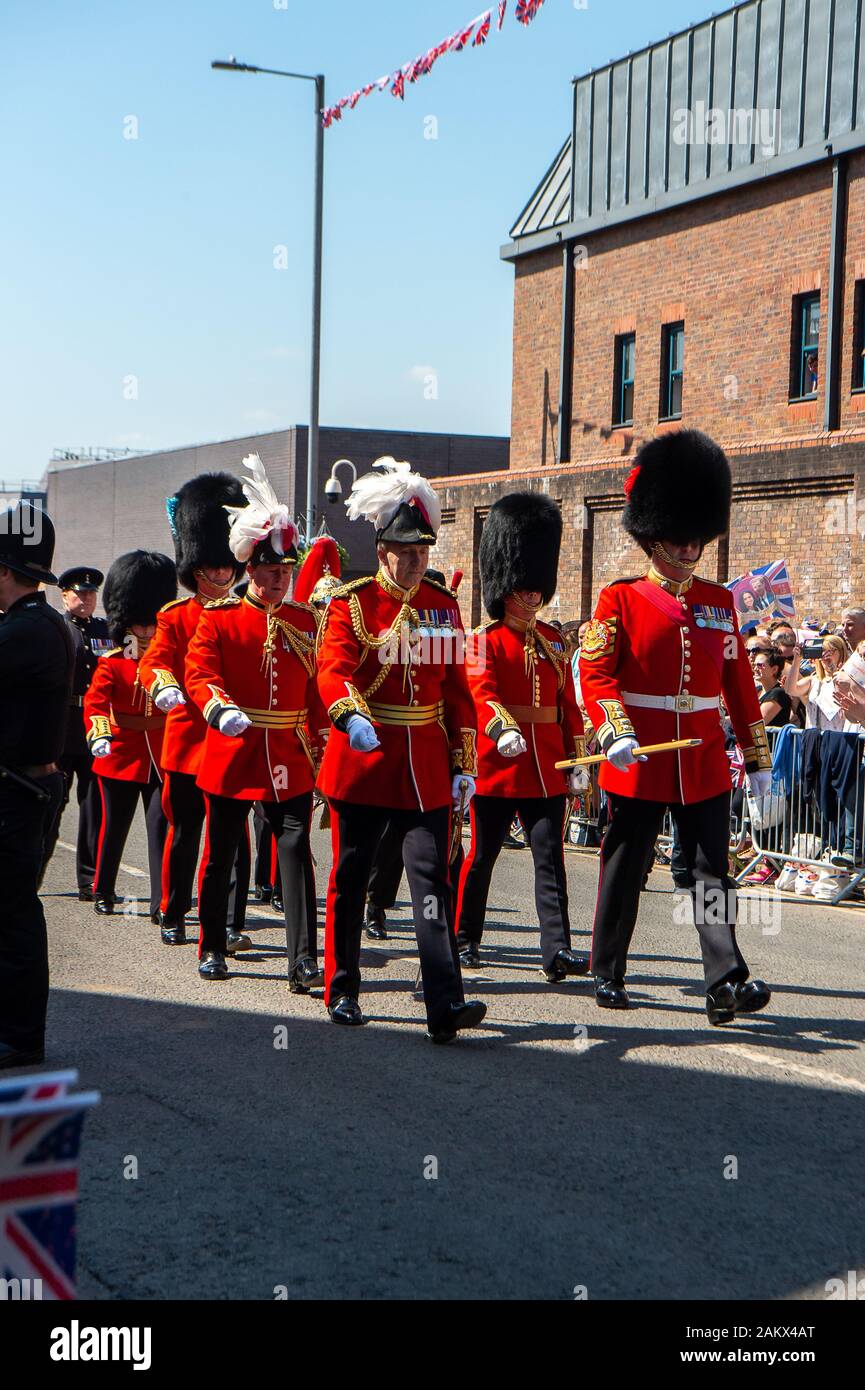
<box><xmin>568</xmin><ymin>767</ymin><xmax>590</xmax><ymax>795</ymax></box>
<box><xmin>606</xmin><ymin>736</ymin><xmax>648</xmax><ymax>771</ymax></box>
<box><xmin>218</xmin><ymin>709</ymin><xmax>252</xmax><ymax>738</ymax></box>
<box><xmin>155</xmin><ymin>687</ymin><xmax>186</xmax><ymax>713</ymax></box>
<box><xmin>497</xmin><ymin>730</ymin><xmax>527</xmax><ymax>758</ymax></box>
<box><xmin>91</xmin><ymin>738</ymin><xmax>112</xmax><ymax>759</ymax></box>
<box><xmin>346</xmin><ymin>714</ymin><xmax>380</xmax><ymax>753</ymax></box>
<box><xmin>452</xmin><ymin>774</ymin><xmax>476</xmax><ymax>808</ymax></box>
<box><xmin>747</xmin><ymin>770</ymin><xmax>773</xmax><ymax>798</ymax></box>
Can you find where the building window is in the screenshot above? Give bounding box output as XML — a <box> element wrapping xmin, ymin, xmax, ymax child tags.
<box><xmin>660</xmin><ymin>323</ymin><xmax>684</xmax><ymax>420</ymax></box>
<box><xmin>853</xmin><ymin>282</ymin><xmax>865</xmax><ymax>393</ymax></box>
<box><xmin>613</xmin><ymin>334</ymin><xmax>635</xmax><ymax>427</ymax></box>
<box><xmin>791</xmin><ymin>293</ymin><xmax>819</xmax><ymax>401</ymax></box>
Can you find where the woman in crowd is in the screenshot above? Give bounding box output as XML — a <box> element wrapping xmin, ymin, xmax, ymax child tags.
<box><xmin>752</xmin><ymin>648</ymin><xmax>793</xmax><ymax>727</ymax></box>
<box><xmin>784</xmin><ymin>633</ymin><xmax>852</xmax><ymax>731</ymax></box>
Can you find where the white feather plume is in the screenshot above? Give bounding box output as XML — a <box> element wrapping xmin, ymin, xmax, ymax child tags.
<box><xmin>345</xmin><ymin>456</ymin><xmax>441</xmax><ymax>534</ymax></box>
<box><xmin>225</xmin><ymin>453</ymin><xmax>299</xmax><ymax>562</ymax></box>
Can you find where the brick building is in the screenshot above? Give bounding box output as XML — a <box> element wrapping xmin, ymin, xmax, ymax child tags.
<box><xmin>432</xmin><ymin>0</ymin><xmax>865</xmax><ymax>629</ymax></box>
<box><xmin>45</xmin><ymin>426</ymin><xmax>508</xmax><ymax>603</ymax></box>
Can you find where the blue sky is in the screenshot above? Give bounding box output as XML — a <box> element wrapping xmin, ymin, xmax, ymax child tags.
<box><xmin>0</xmin><ymin>0</ymin><xmax>701</xmax><ymax>483</ymax></box>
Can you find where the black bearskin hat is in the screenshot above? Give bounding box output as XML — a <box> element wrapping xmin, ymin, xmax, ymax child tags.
<box><xmin>103</xmin><ymin>551</ymin><xmax>177</xmax><ymax>644</ymax></box>
<box><xmin>622</xmin><ymin>430</ymin><xmax>731</xmax><ymax>554</ymax></box>
<box><xmin>480</xmin><ymin>493</ymin><xmax>562</xmax><ymax>621</ymax></box>
<box><xmin>168</xmin><ymin>472</ymin><xmax>246</xmax><ymax>591</ymax></box>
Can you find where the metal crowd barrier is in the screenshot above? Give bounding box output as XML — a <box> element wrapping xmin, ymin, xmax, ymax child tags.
<box><xmin>736</xmin><ymin>724</ymin><xmax>865</xmax><ymax>906</ymax></box>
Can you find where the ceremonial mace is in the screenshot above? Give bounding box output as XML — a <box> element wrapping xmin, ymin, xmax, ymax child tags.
<box><xmin>554</xmin><ymin>738</ymin><xmax>702</xmax><ymax>771</ymax></box>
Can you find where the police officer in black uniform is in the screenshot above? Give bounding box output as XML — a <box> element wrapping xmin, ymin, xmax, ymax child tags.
<box><xmin>41</xmin><ymin>566</ymin><xmax>111</xmax><ymax>899</ymax></box>
<box><xmin>0</xmin><ymin>501</ymin><xmax>73</xmax><ymax>1071</ymax></box>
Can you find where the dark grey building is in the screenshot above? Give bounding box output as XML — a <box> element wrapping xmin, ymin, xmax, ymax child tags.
<box><xmin>45</xmin><ymin>426</ymin><xmax>509</xmax><ymax>595</ymax></box>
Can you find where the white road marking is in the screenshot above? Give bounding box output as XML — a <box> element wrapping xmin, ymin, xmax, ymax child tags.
<box><xmin>56</xmin><ymin>840</ymin><xmax>146</xmax><ymax>878</ymax></box>
<box><xmin>714</xmin><ymin>1042</ymin><xmax>865</xmax><ymax>1094</ymax></box>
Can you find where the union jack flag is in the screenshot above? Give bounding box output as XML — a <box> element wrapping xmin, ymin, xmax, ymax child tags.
<box><xmin>1</xmin><ymin>1084</ymin><xmax>99</xmax><ymax>1301</ymax></box>
<box><xmin>516</xmin><ymin>0</ymin><xmax>545</xmax><ymax>24</ymax></box>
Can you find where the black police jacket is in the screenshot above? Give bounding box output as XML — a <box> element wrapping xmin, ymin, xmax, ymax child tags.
<box><xmin>0</xmin><ymin>592</ymin><xmax>74</xmax><ymax>768</ymax></box>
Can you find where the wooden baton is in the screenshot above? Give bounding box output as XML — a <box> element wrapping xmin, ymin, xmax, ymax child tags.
<box><xmin>555</xmin><ymin>738</ymin><xmax>702</xmax><ymax>770</ymax></box>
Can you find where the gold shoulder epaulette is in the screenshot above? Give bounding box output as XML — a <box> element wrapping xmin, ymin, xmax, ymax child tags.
<box><xmin>160</xmin><ymin>596</ymin><xmax>191</xmax><ymax>613</ymax></box>
<box><xmin>204</xmin><ymin>595</ymin><xmax>241</xmax><ymax>609</ymax></box>
<box><xmin>423</xmin><ymin>576</ymin><xmax>456</xmax><ymax>598</ymax></box>
<box><xmin>330</xmin><ymin>576</ymin><xmax>375</xmax><ymax>599</ymax></box>
<box><xmin>103</xmin><ymin>646</ymin><xmax>124</xmax><ymax>658</ymax></box>
<box><xmin>287</xmin><ymin>599</ymin><xmax>317</xmax><ymax>617</ymax></box>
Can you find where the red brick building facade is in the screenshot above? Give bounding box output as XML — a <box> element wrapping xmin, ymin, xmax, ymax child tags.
<box><xmin>432</xmin><ymin>0</ymin><xmax>865</xmax><ymax>629</ymax></box>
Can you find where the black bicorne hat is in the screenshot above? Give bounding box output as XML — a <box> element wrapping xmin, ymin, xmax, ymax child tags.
<box><xmin>103</xmin><ymin>551</ymin><xmax>178</xmax><ymax>644</ymax></box>
<box><xmin>169</xmin><ymin>473</ymin><xmax>246</xmax><ymax>591</ymax></box>
<box><xmin>377</xmin><ymin>501</ymin><xmax>437</xmax><ymax>546</ymax></box>
<box><xmin>0</xmin><ymin>502</ymin><xmax>58</xmax><ymax>585</ymax></box>
<box><xmin>622</xmin><ymin>430</ymin><xmax>731</xmax><ymax>554</ymax></box>
<box><xmin>479</xmin><ymin>493</ymin><xmax>562</xmax><ymax>621</ymax></box>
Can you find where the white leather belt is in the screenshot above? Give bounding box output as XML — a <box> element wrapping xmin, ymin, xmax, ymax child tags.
<box><xmin>622</xmin><ymin>691</ymin><xmax>720</xmax><ymax>714</ymax></box>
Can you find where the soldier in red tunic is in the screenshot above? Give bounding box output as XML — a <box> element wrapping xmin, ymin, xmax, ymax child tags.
<box><xmin>316</xmin><ymin>459</ymin><xmax>486</xmax><ymax>1043</ymax></box>
<box><xmin>579</xmin><ymin>431</ymin><xmax>773</xmax><ymax>1024</ymax></box>
<box><xmin>138</xmin><ymin>473</ymin><xmax>247</xmax><ymax>948</ymax></box>
<box><xmin>185</xmin><ymin>455</ymin><xmax>327</xmax><ymax>985</ymax></box>
<box><xmin>84</xmin><ymin>551</ymin><xmax>177</xmax><ymax>921</ymax></box>
<box><xmin>454</xmin><ymin>494</ymin><xmax>591</xmax><ymax>980</ymax></box>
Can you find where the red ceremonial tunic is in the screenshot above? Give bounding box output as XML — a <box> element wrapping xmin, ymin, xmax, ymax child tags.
<box><xmin>84</xmin><ymin>646</ymin><xmax>166</xmax><ymax>784</ymax></box>
<box><xmin>468</xmin><ymin>618</ymin><xmax>586</xmax><ymax>799</ymax></box>
<box><xmin>185</xmin><ymin>592</ymin><xmax>326</xmax><ymax>803</ymax></box>
<box><xmin>579</xmin><ymin>573</ymin><xmax>771</xmax><ymax>806</ymax></box>
<box><xmin>316</xmin><ymin>571</ymin><xmax>478</xmax><ymax>812</ymax></box>
<box><xmin>137</xmin><ymin>595</ymin><xmax>212</xmax><ymax>776</ymax></box>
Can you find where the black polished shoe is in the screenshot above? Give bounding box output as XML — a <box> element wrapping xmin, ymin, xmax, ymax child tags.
<box><xmin>364</xmin><ymin>905</ymin><xmax>388</xmax><ymax>941</ymax></box>
<box><xmin>78</xmin><ymin>885</ymin><xmax>95</xmax><ymax>902</ymax></box>
<box><xmin>595</xmin><ymin>978</ymin><xmax>630</xmax><ymax>1009</ymax></box>
<box><xmin>225</xmin><ymin>930</ymin><xmax>252</xmax><ymax>954</ymax></box>
<box><xmin>502</xmin><ymin>831</ymin><xmax>525</xmax><ymax>850</ymax></box>
<box><xmin>160</xmin><ymin>917</ymin><xmax>187</xmax><ymax>946</ymax></box>
<box><xmin>544</xmin><ymin>948</ymin><xmax>591</xmax><ymax>982</ymax></box>
<box><xmin>427</xmin><ymin>999</ymin><xmax>487</xmax><ymax>1045</ymax></box>
<box><xmin>253</xmin><ymin>884</ymin><xmax>273</xmax><ymax>903</ymax></box>
<box><xmin>271</xmin><ymin>893</ymin><xmax>284</xmax><ymax>915</ymax></box>
<box><xmin>150</xmin><ymin>911</ymin><xmax>161</xmax><ymax>925</ymax></box>
<box><xmin>289</xmin><ymin>957</ymin><xmax>325</xmax><ymax>994</ymax></box>
<box><xmin>0</xmin><ymin>1041</ymin><xmax>46</xmax><ymax>1071</ymax></box>
<box><xmin>706</xmin><ymin>978</ymin><xmax>771</xmax><ymax>1025</ymax></box>
<box><xmin>199</xmin><ymin>951</ymin><xmax>229</xmax><ymax>981</ymax></box>
<box><xmin>459</xmin><ymin>943</ymin><xmax>481</xmax><ymax>970</ymax></box>
<box><xmin>93</xmin><ymin>897</ymin><xmax>115</xmax><ymax>916</ymax></box>
<box><xmin>328</xmin><ymin>995</ymin><xmax>366</xmax><ymax>1026</ymax></box>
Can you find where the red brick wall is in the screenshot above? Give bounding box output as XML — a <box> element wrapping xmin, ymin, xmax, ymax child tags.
<box><xmin>431</xmin><ymin>442</ymin><xmax>865</xmax><ymax>628</ymax></box>
<box><xmin>510</xmin><ymin>156</ymin><xmax>865</xmax><ymax>470</ymax></box>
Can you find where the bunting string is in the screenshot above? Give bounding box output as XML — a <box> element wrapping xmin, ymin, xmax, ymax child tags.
<box><xmin>321</xmin><ymin>0</ymin><xmax>547</xmax><ymax>128</ymax></box>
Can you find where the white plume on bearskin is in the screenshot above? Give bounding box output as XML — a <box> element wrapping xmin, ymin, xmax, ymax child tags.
<box><xmin>225</xmin><ymin>453</ymin><xmax>300</xmax><ymax>563</ymax></box>
<box><xmin>345</xmin><ymin>457</ymin><xmax>441</xmax><ymax>534</ymax></box>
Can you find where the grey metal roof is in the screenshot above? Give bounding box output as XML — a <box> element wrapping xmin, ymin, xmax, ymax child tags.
<box><xmin>507</xmin><ymin>0</ymin><xmax>865</xmax><ymax>255</ymax></box>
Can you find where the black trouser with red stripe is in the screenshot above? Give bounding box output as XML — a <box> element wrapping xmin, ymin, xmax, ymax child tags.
<box><xmin>456</xmin><ymin>794</ymin><xmax>571</xmax><ymax>973</ymax></box>
<box><xmin>591</xmin><ymin>790</ymin><xmax>748</xmax><ymax>991</ymax></box>
<box><xmin>325</xmin><ymin>800</ymin><xmax>464</xmax><ymax>1029</ymax></box>
<box><xmin>93</xmin><ymin>771</ymin><xmax>167</xmax><ymax>918</ymax></box>
<box><xmin>161</xmin><ymin>770</ymin><xmax>250</xmax><ymax>930</ymax></box>
<box><xmin>253</xmin><ymin>802</ymin><xmax>281</xmax><ymax>897</ymax></box>
<box><xmin>199</xmin><ymin>792</ymin><xmax>315</xmax><ymax>968</ymax></box>
<box><xmin>40</xmin><ymin>752</ymin><xmax>103</xmax><ymax>893</ymax></box>
<box><xmin>160</xmin><ymin>771</ymin><xmax>205</xmax><ymax>925</ymax></box>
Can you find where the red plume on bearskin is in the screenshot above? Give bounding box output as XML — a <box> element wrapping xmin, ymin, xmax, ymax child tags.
<box><xmin>450</xmin><ymin>569</ymin><xmax>464</xmax><ymax>593</ymax></box>
<box><xmin>293</xmin><ymin>535</ymin><xmax>342</xmax><ymax>604</ymax></box>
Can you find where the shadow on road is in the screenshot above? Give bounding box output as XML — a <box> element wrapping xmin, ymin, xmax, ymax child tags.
<box><xmin>40</xmin><ymin>985</ymin><xmax>865</xmax><ymax>1301</ymax></box>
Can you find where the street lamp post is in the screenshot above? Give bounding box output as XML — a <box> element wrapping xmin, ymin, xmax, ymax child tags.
<box><xmin>212</xmin><ymin>58</ymin><xmax>325</xmax><ymax>541</ymax></box>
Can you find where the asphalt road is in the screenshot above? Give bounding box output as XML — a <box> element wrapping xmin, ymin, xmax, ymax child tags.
<box><xmin>38</xmin><ymin>798</ymin><xmax>865</xmax><ymax>1301</ymax></box>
